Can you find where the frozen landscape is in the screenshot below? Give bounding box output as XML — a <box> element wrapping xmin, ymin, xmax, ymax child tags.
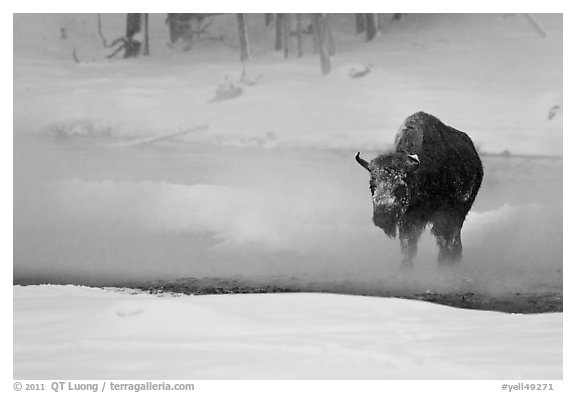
<box><xmin>13</xmin><ymin>285</ymin><xmax>562</xmax><ymax>379</ymax></box>
<box><xmin>13</xmin><ymin>13</ymin><xmax>562</xmax><ymax>379</ymax></box>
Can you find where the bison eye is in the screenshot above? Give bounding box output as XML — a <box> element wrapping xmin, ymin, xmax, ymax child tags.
<box><xmin>393</xmin><ymin>185</ymin><xmax>407</xmax><ymax>199</ymax></box>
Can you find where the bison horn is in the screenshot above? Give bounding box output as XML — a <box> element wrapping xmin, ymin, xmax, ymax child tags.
<box><xmin>355</xmin><ymin>152</ymin><xmax>371</xmax><ymax>172</ymax></box>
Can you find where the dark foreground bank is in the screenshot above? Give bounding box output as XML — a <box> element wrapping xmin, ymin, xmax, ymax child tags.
<box><xmin>117</xmin><ymin>277</ymin><xmax>562</xmax><ymax>314</ymax></box>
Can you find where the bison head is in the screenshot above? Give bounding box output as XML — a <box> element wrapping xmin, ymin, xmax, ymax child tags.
<box><xmin>356</xmin><ymin>152</ymin><xmax>420</xmax><ymax>237</ymax></box>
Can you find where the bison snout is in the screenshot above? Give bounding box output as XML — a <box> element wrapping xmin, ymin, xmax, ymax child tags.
<box><xmin>372</xmin><ymin>207</ymin><xmax>399</xmax><ymax>237</ymax></box>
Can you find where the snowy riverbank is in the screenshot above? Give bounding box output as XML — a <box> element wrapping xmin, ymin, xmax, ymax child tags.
<box><xmin>13</xmin><ymin>285</ymin><xmax>562</xmax><ymax>379</ymax></box>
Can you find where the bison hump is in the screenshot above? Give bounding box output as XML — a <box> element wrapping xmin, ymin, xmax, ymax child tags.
<box><xmin>393</xmin><ymin>112</ymin><xmax>430</xmax><ymax>155</ymax></box>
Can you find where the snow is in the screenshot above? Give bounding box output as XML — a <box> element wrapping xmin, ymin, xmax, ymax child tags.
<box><xmin>13</xmin><ymin>285</ymin><xmax>562</xmax><ymax>379</ymax></box>
<box><xmin>13</xmin><ymin>13</ymin><xmax>562</xmax><ymax>154</ymax></box>
<box><xmin>12</xmin><ymin>13</ymin><xmax>564</xmax><ymax>381</ymax></box>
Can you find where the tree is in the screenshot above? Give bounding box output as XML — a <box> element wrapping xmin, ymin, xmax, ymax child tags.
<box><xmin>378</xmin><ymin>14</ymin><xmax>387</xmax><ymax>32</ymax></box>
<box><xmin>312</xmin><ymin>14</ymin><xmax>331</xmax><ymax>75</ymax></box>
<box><xmin>275</xmin><ymin>14</ymin><xmax>284</xmax><ymax>51</ymax></box>
<box><xmin>166</xmin><ymin>14</ymin><xmax>220</xmax><ymax>46</ymax></box>
<box><xmin>296</xmin><ymin>14</ymin><xmax>304</xmax><ymax>57</ymax></box>
<box><xmin>326</xmin><ymin>14</ymin><xmax>335</xmax><ymax>56</ymax></box>
<box><xmin>283</xmin><ymin>14</ymin><xmax>290</xmax><ymax>58</ymax></box>
<box><xmin>311</xmin><ymin>16</ymin><xmax>319</xmax><ymax>54</ymax></box>
<box><xmin>355</xmin><ymin>14</ymin><xmax>366</xmax><ymax>34</ymax></box>
<box><xmin>142</xmin><ymin>13</ymin><xmax>150</xmax><ymax>56</ymax></box>
<box><xmin>237</xmin><ymin>14</ymin><xmax>251</xmax><ymax>61</ymax></box>
<box><xmin>365</xmin><ymin>13</ymin><xmax>378</xmax><ymax>41</ymax></box>
<box><xmin>167</xmin><ymin>14</ymin><xmax>186</xmax><ymax>44</ymax></box>
<box><xmin>124</xmin><ymin>13</ymin><xmax>143</xmax><ymax>58</ymax></box>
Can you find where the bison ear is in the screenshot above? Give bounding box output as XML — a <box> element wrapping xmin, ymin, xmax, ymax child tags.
<box><xmin>406</xmin><ymin>154</ymin><xmax>420</xmax><ymax>171</ymax></box>
<box><xmin>407</xmin><ymin>154</ymin><xmax>419</xmax><ymax>164</ymax></box>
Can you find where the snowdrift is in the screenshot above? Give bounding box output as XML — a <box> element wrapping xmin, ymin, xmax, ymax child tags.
<box><xmin>13</xmin><ymin>285</ymin><xmax>562</xmax><ymax>380</ymax></box>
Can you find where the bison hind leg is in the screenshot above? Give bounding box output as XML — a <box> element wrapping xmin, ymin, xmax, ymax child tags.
<box><xmin>436</xmin><ymin>230</ymin><xmax>462</xmax><ymax>267</ymax></box>
<box><xmin>431</xmin><ymin>212</ymin><xmax>464</xmax><ymax>267</ymax></box>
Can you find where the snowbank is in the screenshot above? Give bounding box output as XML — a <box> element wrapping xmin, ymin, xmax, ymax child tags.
<box><xmin>13</xmin><ymin>285</ymin><xmax>562</xmax><ymax>379</ymax></box>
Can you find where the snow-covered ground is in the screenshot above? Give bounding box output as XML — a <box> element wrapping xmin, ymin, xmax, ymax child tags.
<box><xmin>14</xmin><ymin>13</ymin><xmax>562</xmax><ymax>154</ymax></box>
<box><xmin>13</xmin><ymin>13</ymin><xmax>563</xmax><ymax>380</ymax></box>
<box><xmin>13</xmin><ymin>285</ymin><xmax>562</xmax><ymax>379</ymax></box>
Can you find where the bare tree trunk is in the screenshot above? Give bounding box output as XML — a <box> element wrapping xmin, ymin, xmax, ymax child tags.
<box><xmin>167</xmin><ymin>14</ymin><xmax>176</xmax><ymax>44</ymax></box>
<box><xmin>275</xmin><ymin>14</ymin><xmax>284</xmax><ymax>51</ymax></box>
<box><xmin>326</xmin><ymin>14</ymin><xmax>335</xmax><ymax>56</ymax></box>
<box><xmin>365</xmin><ymin>13</ymin><xmax>378</xmax><ymax>41</ymax></box>
<box><xmin>311</xmin><ymin>14</ymin><xmax>319</xmax><ymax>54</ymax></box>
<box><xmin>142</xmin><ymin>13</ymin><xmax>150</xmax><ymax>56</ymax></box>
<box><xmin>296</xmin><ymin>14</ymin><xmax>304</xmax><ymax>57</ymax></box>
<box><xmin>124</xmin><ymin>13</ymin><xmax>143</xmax><ymax>58</ymax></box>
<box><xmin>355</xmin><ymin>13</ymin><xmax>366</xmax><ymax>33</ymax></box>
<box><xmin>313</xmin><ymin>14</ymin><xmax>331</xmax><ymax>75</ymax></box>
<box><xmin>237</xmin><ymin>13</ymin><xmax>251</xmax><ymax>61</ymax></box>
<box><xmin>167</xmin><ymin>14</ymin><xmax>183</xmax><ymax>44</ymax></box>
<box><xmin>283</xmin><ymin>14</ymin><xmax>290</xmax><ymax>58</ymax></box>
<box><xmin>265</xmin><ymin>13</ymin><xmax>273</xmax><ymax>26</ymax></box>
<box><xmin>377</xmin><ymin>13</ymin><xmax>386</xmax><ymax>32</ymax></box>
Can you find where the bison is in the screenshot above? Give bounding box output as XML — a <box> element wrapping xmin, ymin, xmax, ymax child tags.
<box><xmin>356</xmin><ymin>112</ymin><xmax>483</xmax><ymax>268</ymax></box>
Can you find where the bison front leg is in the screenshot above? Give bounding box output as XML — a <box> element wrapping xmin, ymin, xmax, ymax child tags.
<box><xmin>399</xmin><ymin>222</ymin><xmax>425</xmax><ymax>268</ymax></box>
<box><xmin>431</xmin><ymin>214</ymin><xmax>463</xmax><ymax>267</ymax></box>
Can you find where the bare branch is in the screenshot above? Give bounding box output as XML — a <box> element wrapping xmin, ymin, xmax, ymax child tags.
<box><xmin>109</xmin><ymin>37</ymin><xmax>126</xmax><ymax>47</ymax></box>
<box><xmin>196</xmin><ymin>17</ymin><xmax>215</xmax><ymax>36</ymax></box>
<box><xmin>109</xmin><ymin>124</ymin><xmax>210</xmax><ymax>148</ymax></box>
<box><xmin>98</xmin><ymin>13</ymin><xmax>128</xmax><ymax>58</ymax></box>
<box><xmin>97</xmin><ymin>14</ymin><xmax>115</xmax><ymax>48</ymax></box>
<box><xmin>106</xmin><ymin>43</ymin><xmax>126</xmax><ymax>59</ymax></box>
<box><xmin>72</xmin><ymin>48</ymin><xmax>80</xmax><ymax>63</ymax></box>
<box><xmin>197</xmin><ymin>35</ymin><xmax>239</xmax><ymax>49</ymax></box>
<box><xmin>522</xmin><ymin>13</ymin><xmax>547</xmax><ymax>38</ymax></box>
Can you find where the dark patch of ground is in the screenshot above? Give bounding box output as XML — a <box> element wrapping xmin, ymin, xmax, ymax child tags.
<box><xmin>119</xmin><ymin>277</ymin><xmax>562</xmax><ymax>314</ymax></box>
<box><xmin>404</xmin><ymin>291</ymin><xmax>562</xmax><ymax>314</ymax></box>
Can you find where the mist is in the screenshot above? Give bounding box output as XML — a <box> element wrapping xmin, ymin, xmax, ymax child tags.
<box><xmin>13</xmin><ymin>13</ymin><xmax>562</xmax><ymax>298</ymax></box>
<box><xmin>13</xmin><ymin>135</ymin><xmax>562</xmax><ymax>296</ymax></box>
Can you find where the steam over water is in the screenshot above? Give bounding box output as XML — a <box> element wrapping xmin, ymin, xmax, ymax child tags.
<box><xmin>12</xmin><ymin>13</ymin><xmax>562</xmax><ymax>300</ymax></box>
<box><xmin>14</xmin><ymin>137</ymin><xmax>562</xmax><ymax>296</ymax></box>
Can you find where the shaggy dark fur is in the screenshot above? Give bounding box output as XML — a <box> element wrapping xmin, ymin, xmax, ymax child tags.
<box><xmin>356</xmin><ymin>112</ymin><xmax>483</xmax><ymax>267</ymax></box>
